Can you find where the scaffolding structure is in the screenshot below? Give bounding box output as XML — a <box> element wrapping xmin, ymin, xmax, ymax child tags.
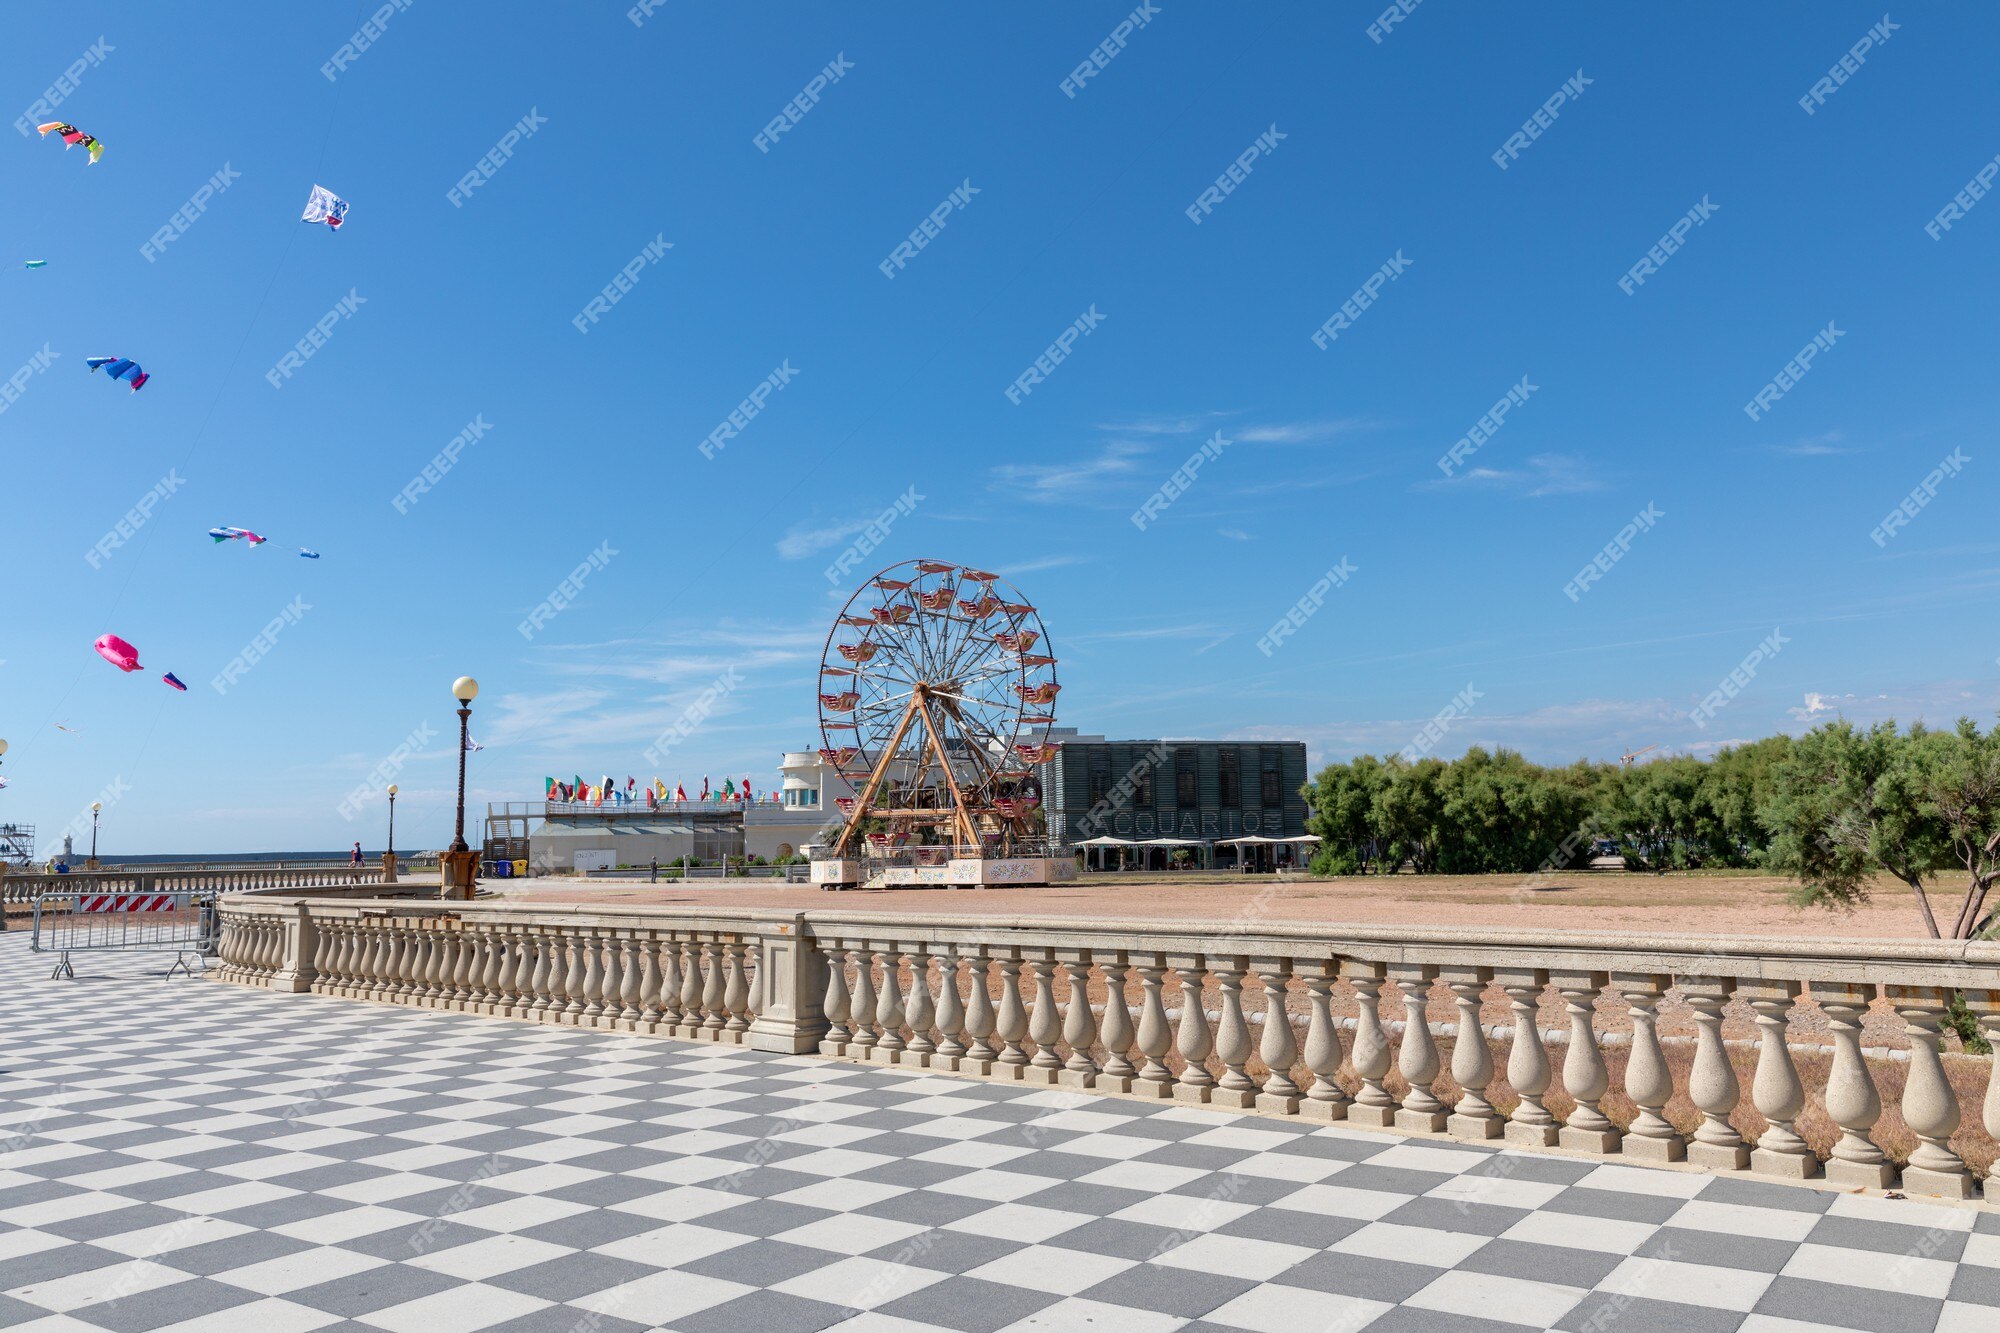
<box><xmin>1</xmin><ymin>823</ymin><xmax>36</xmax><ymax>866</ymax></box>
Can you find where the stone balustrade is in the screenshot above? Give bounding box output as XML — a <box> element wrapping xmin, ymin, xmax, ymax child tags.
<box><xmin>212</xmin><ymin>898</ymin><xmax>2000</xmax><ymax>1201</ymax></box>
<box><xmin>3</xmin><ymin>865</ymin><xmax>385</xmax><ymax>906</ymax></box>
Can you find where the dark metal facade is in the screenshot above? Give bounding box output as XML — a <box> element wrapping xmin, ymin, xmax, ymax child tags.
<box><xmin>1042</xmin><ymin>740</ymin><xmax>1309</xmax><ymax>844</ymax></box>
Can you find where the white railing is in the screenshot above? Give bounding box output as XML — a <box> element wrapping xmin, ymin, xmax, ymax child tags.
<box><xmin>211</xmin><ymin>899</ymin><xmax>2000</xmax><ymax>1200</ymax></box>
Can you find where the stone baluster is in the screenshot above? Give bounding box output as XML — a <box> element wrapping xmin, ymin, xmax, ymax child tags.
<box><xmin>431</xmin><ymin>927</ymin><xmax>456</xmax><ymax>1005</ymax></box>
<box><xmin>723</xmin><ymin>942</ymin><xmax>751</xmax><ymax>1036</ymax></box>
<box><xmin>527</xmin><ymin>932</ymin><xmax>554</xmax><ymax>1019</ymax></box>
<box><xmin>598</xmin><ymin>933</ymin><xmax>626</xmax><ymax>1026</ymax></box>
<box><xmin>360</xmin><ymin>925</ymin><xmax>385</xmax><ymax>999</ymax></box>
<box><xmin>847</xmin><ymin>947</ymin><xmax>878</xmax><ymax>1055</ymax></box>
<box><xmin>658</xmin><ymin>935</ymin><xmax>685</xmax><ymax>1034</ymax></box>
<box><xmin>873</xmin><ymin>948</ymin><xmax>908</xmax><ymax>1061</ymax></box>
<box><xmin>1025</xmin><ymin>957</ymin><xmax>1062</xmax><ymax>1083</ymax></box>
<box><xmin>396</xmin><ymin>925</ymin><xmax>419</xmax><ymax>1002</ymax></box>
<box><xmin>327</xmin><ymin>923</ymin><xmax>353</xmax><ymax>994</ymax></box>
<box><xmin>1682</xmin><ymin>976</ymin><xmax>1749</xmax><ymax>1170</ymax></box>
<box><xmin>1299</xmin><ymin>961</ymin><xmax>1350</xmax><ymax>1120</ymax></box>
<box><xmin>700</xmin><ymin>942</ymin><xmax>728</xmax><ymax>1034</ymax></box>
<box><xmin>393</xmin><ymin>927</ymin><xmax>420</xmax><ymax>1002</ymax></box>
<box><xmin>1887</xmin><ymin>986</ymin><xmax>1973</xmax><ymax>1198</ymax></box>
<box><xmin>562</xmin><ymin>936</ymin><xmax>589</xmax><ymax>1022</ymax></box>
<box><xmin>639</xmin><ymin>935</ymin><xmax>664</xmax><ymax>1028</ymax></box>
<box><xmin>962</xmin><ymin>949</ymin><xmax>998</xmax><ymax>1074</ymax></box>
<box><xmin>1343</xmin><ymin>960</ymin><xmax>1396</xmax><ymax>1126</ymax></box>
<box><xmin>1496</xmin><ymin>969</ymin><xmax>1558</xmax><ymax>1147</ymax></box>
<box><xmin>1392</xmin><ymin>965</ymin><xmax>1447</xmax><ymax>1132</ymax></box>
<box><xmin>1254</xmin><ymin>959</ymin><xmax>1301</xmax><ymax>1114</ymax></box>
<box><xmin>1554</xmin><ymin>971</ymin><xmax>1619</xmax><ymax>1154</ymax></box>
<box><xmin>452</xmin><ymin>927</ymin><xmax>476</xmax><ymax>1005</ymax></box>
<box><xmin>676</xmin><ymin>940</ymin><xmax>702</xmax><ymax>1036</ymax></box>
<box><xmin>408</xmin><ymin>925</ymin><xmax>432</xmax><ymax>1004</ymax></box>
<box><xmin>1444</xmin><ymin>968</ymin><xmax>1500</xmax><ymax>1140</ymax></box>
<box><xmin>1744</xmin><ymin>980</ymin><xmax>1816</xmax><ymax>1178</ymax></box>
<box><xmin>1095</xmin><ymin>957</ymin><xmax>1137</xmax><ymax>1094</ymax></box>
<box><xmin>621</xmin><ymin>937</ymin><xmax>645</xmax><ymax>1026</ymax></box>
<box><xmin>1059</xmin><ymin>956</ymin><xmax>1099</xmax><ymax>1089</ymax></box>
<box><xmin>480</xmin><ymin>927</ymin><xmax>506</xmax><ymax>1012</ymax></box>
<box><xmin>1615</xmin><ymin>973</ymin><xmax>1683</xmax><ymax>1162</ymax></box>
<box><xmin>1172</xmin><ymin>955</ymin><xmax>1216</xmax><ymax>1103</ymax></box>
<box><xmin>820</xmin><ymin>942</ymin><xmax>852</xmax><ymax>1056</ymax></box>
<box><xmin>994</xmin><ymin>953</ymin><xmax>1031</xmax><ymax>1076</ymax></box>
<box><xmin>508</xmin><ymin>929</ymin><xmax>535</xmax><ymax>1016</ymax></box>
<box><xmin>932</xmin><ymin>948</ymin><xmax>966</xmax><ymax>1070</ymax></box>
<box><xmin>582</xmin><ymin>931</ymin><xmax>607</xmax><ymax>1023</ymax></box>
<box><xmin>1209</xmin><ymin>959</ymin><xmax>1257</xmax><ymax>1109</ymax></box>
<box><xmin>1968</xmin><ymin>989</ymin><xmax>2000</xmax><ymax>1202</ymax></box>
<box><xmin>1133</xmin><ymin>959</ymin><xmax>1174</xmax><ymax>1097</ymax></box>
<box><xmin>904</xmin><ymin>946</ymin><xmax>937</xmax><ymax>1065</ymax></box>
<box><xmin>342</xmin><ymin>925</ymin><xmax>367</xmax><ymax>997</ymax></box>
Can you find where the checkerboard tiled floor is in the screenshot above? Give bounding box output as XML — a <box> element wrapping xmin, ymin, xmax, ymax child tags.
<box><xmin>4</xmin><ymin>934</ymin><xmax>1998</xmax><ymax>1332</ymax></box>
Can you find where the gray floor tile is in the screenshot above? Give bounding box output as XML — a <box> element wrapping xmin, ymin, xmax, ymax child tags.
<box><xmin>1557</xmin><ymin>1293</ymin><xmax>1746</xmax><ymax>1332</ymax></box>
<box><xmin>1380</xmin><ymin>1196</ymin><xmax>1529</xmax><ymax>1236</ymax></box>
<box><xmin>876</xmin><ymin>1275</ymin><xmax>1066</xmax><ymax>1332</ymax></box>
<box><xmin>1639</xmin><ymin>1226</ymin><xmax>1797</xmax><ymax>1274</ymax></box>
<box><xmin>1539</xmin><ymin>1185</ymin><xmax>1686</xmax><ymax>1224</ymax></box>
<box><xmin>1459</xmin><ymin>1237</ymin><xmax>1625</xmax><ymax>1288</ymax></box>
<box><xmin>1080</xmin><ymin>1263</ymin><xmax>1259</xmax><ymax>1318</ymax></box>
<box><xmin>698</xmin><ymin>1198</ymin><xmax>841</xmax><ymax>1238</ymax></box>
<box><xmin>672</xmin><ymin>1289</ymin><xmax>855</xmax><ymax>1333</ymax></box>
<box><xmin>1271</xmin><ymin>1250</ymin><xmax>1441</xmax><ymax>1303</ymax></box>
<box><xmin>856</xmin><ymin>1189</ymin><xmax>991</xmax><ymax>1228</ymax></box>
<box><xmin>487</xmin><ymin>1252</ymin><xmax>659</xmax><ymax>1301</ymax></box>
<box><xmin>678</xmin><ymin>1239</ymin><xmax>840</xmax><ymax>1287</ymax></box>
<box><xmin>1805</xmin><ymin>1212</ymin><xmax>1969</xmax><ymax>1261</ymax></box>
<box><xmin>1698</xmin><ymin>1175</ymin><xmax>1832</xmax><ymax>1213</ymax></box>
<box><xmin>1051</xmin><ymin>1217</ymin><xmax>1193</xmax><ymax>1262</ymax></box>
<box><xmin>69</xmin><ymin>1278</ymin><xmax>266</xmax><ymax>1333</ymax></box>
<box><xmin>285</xmin><ymin>1263</ymin><xmax>463</xmax><ymax>1317</ymax></box>
<box><xmin>1753</xmin><ymin>1276</ymin><xmax>1942</xmax><ymax>1333</ymax></box>
<box><xmin>864</xmin><ymin>1229</ymin><xmax>1024</xmax><ymax>1274</ymax></box>
<box><xmin>1949</xmin><ymin>1263</ymin><xmax>2000</xmax><ymax>1307</ymax></box>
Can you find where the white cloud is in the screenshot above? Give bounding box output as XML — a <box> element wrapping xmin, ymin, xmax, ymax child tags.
<box><xmin>1431</xmin><ymin>452</ymin><xmax>1605</xmax><ymax>497</ymax></box>
<box><xmin>1217</xmin><ymin>527</ymin><xmax>1252</xmax><ymax>541</ymax></box>
<box><xmin>990</xmin><ymin>440</ymin><xmax>1148</xmax><ymax>501</ymax></box>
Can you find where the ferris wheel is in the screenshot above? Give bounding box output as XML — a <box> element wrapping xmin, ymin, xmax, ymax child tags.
<box><xmin>817</xmin><ymin>559</ymin><xmax>1058</xmax><ymax>854</ymax></box>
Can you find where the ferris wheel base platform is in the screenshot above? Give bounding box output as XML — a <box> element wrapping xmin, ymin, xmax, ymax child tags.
<box><xmin>812</xmin><ymin>857</ymin><xmax>1078</xmax><ymax>890</ymax></box>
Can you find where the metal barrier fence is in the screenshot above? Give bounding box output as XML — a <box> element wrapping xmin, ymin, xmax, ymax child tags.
<box><xmin>30</xmin><ymin>889</ymin><xmax>218</xmax><ymax>979</ymax></box>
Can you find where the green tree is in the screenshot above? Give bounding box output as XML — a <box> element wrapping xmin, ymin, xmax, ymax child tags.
<box><xmin>1304</xmin><ymin>755</ymin><xmax>1393</xmax><ymax>874</ymax></box>
<box><xmin>1762</xmin><ymin>718</ymin><xmax>2000</xmax><ymax>939</ymax></box>
<box><xmin>1372</xmin><ymin>758</ymin><xmax>1447</xmax><ymax>873</ymax></box>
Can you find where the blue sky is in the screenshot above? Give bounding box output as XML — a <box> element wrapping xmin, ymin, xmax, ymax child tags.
<box><xmin>4</xmin><ymin>3</ymin><xmax>1996</xmax><ymax>854</ymax></box>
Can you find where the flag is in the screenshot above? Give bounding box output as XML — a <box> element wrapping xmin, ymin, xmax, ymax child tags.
<box><xmin>301</xmin><ymin>184</ymin><xmax>350</xmax><ymax>230</ymax></box>
<box><xmin>646</xmin><ymin>786</ymin><xmax>657</xmax><ymax>810</ymax></box>
<box><xmin>465</xmin><ymin>735</ymin><xmax>484</xmax><ymax>752</ymax></box>
<box><xmin>743</xmin><ymin>774</ymin><xmax>754</xmax><ymax>801</ymax></box>
<box><xmin>700</xmin><ymin>776</ymin><xmax>709</xmax><ymax>800</ymax></box>
<box><xmin>545</xmin><ymin>777</ymin><xmax>556</xmax><ymax>798</ymax></box>
<box><xmin>675</xmin><ymin>782</ymin><xmax>687</xmax><ymax>802</ymax></box>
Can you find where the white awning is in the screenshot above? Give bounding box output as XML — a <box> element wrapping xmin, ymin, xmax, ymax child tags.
<box><xmin>1073</xmin><ymin>836</ymin><xmax>1136</xmax><ymax>847</ymax></box>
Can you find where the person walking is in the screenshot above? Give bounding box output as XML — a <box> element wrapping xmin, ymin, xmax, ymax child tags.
<box><xmin>649</xmin><ymin>857</ymin><xmax>658</xmax><ymax>883</ymax></box>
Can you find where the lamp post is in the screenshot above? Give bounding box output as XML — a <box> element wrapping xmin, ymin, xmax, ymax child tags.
<box><xmin>89</xmin><ymin>801</ymin><xmax>101</xmax><ymax>869</ymax></box>
<box><xmin>443</xmin><ymin>678</ymin><xmax>478</xmax><ymax>899</ymax></box>
<box><xmin>386</xmin><ymin>784</ymin><xmax>398</xmax><ymax>858</ymax></box>
<box><xmin>450</xmin><ymin>677</ymin><xmax>477</xmax><ymax>853</ymax></box>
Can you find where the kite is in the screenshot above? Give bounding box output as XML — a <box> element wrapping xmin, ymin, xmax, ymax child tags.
<box><xmin>301</xmin><ymin>184</ymin><xmax>349</xmax><ymax>231</ymax></box>
<box><xmin>162</xmin><ymin>673</ymin><xmax>187</xmax><ymax>692</ymax></box>
<box><xmin>24</xmin><ymin>260</ymin><xmax>45</xmax><ymax>269</ymax></box>
<box><xmin>36</xmin><ymin>122</ymin><xmax>103</xmax><ymax>164</ymax></box>
<box><xmin>87</xmin><ymin>357</ymin><xmax>149</xmax><ymax>392</ymax></box>
<box><xmin>94</xmin><ymin>634</ymin><xmax>142</xmax><ymax>672</ymax></box>
<box><xmin>208</xmin><ymin>527</ymin><xmax>267</xmax><ymax>545</ymax></box>
<box><xmin>299</xmin><ymin>548</ymin><xmax>320</xmax><ymax>559</ymax></box>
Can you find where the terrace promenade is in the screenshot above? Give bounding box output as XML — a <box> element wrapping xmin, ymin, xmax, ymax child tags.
<box><xmin>10</xmin><ymin>897</ymin><xmax>2000</xmax><ymax>1332</ymax></box>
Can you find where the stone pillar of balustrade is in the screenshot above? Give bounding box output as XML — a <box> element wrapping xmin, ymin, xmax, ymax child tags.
<box><xmin>1887</xmin><ymin>985</ymin><xmax>1974</xmax><ymax>1199</ymax></box>
<box><xmin>904</xmin><ymin>944</ymin><xmax>938</xmax><ymax>1066</ymax></box>
<box><xmin>1343</xmin><ymin>959</ymin><xmax>1397</xmax><ymax>1127</ymax></box>
<box><xmin>723</xmin><ymin>942</ymin><xmax>752</xmax><ymax>1038</ymax></box>
<box><xmin>1681</xmin><ymin>976</ymin><xmax>1750</xmax><ymax>1171</ymax></box>
<box><xmin>847</xmin><ymin>946</ymin><xmax>879</xmax><ymax>1057</ymax></box>
<box><xmin>1443</xmin><ymin>967</ymin><xmax>1501</xmax><ymax>1140</ymax></box>
<box><xmin>1095</xmin><ymin>956</ymin><xmax>1137</xmax><ymax>1094</ymax></box>
<box><xmin>1211</xmin><ymin>957</ymin><xmax>1259</xmax><ymax>1110</ymax></box>
<box><xmin>1170</xmin><ymin>954</ymin><xmax>1217</xmax><ymax>1104</ymax></box>
<box><xmin>1024</xmin><ymin>955</ymin><xmax>1063</xmax><ymax>1084</ymax></box>
<box><xmin>1132</xmin><ymin>957</ymin><xmax>1174</xmax><ymax>1098</ymax></box>
<box><xmin>1743</xmin><ymin>980</ymin><xmax>1817</xmax><ymax>1178</ymax></box>
<box><xmin>1298</xmin><ymin>960</ymin><xmax>1350</xmax><ymax>1121</ymax></box>
<box><xmin>1391</xmin><ymin>964</ymin><xmax>1447</xmax><ymax>1133</ymax></box>
<box><xmin>993</xmin><ymin>951</ymin><xmax>1030</xmax><ymax>1078</ymax></box>
<box><xmin>1613</xmin><ymin>972</ymin><xmax>1684</xmax><ymax>1163</ymax></box>
<box><xmin>1965</xmin><ymin>988</ymin><xmax>2000</xmax><ymax>1202</ymax></box>
<box><xmin>960</xmin><ymin>948</ymin><xmax>999</xmax><ymax>1076</ymax></box>
<box><xmin>932</xmin><ymin>948</ymin><xmax>968</xmax><ymax>1071</ymax></box>
<box><xmin>1058</xmin><ymin>956</ymin><xmax>1100</xmax><ymax>1089</ymax></box>
<box><xmin>1253</xmin><ymin>959</ymin><xmax>1301</xmax><ymax>1115</ymax></box>
<box><xmin>1496</xmin><ymin>968</ymin><xmax>1558</xmax><ymax>1148</ymax></box>
<box><xmin>872</xmin><ymin>946</ymin><xmax>908</xmax><ymax>1063</ymax></box>
<box><xmin>270</xmin><ymin>904</ymin><xmax>316</xmax><ymax>993</ymax></box>
<box><xmin>1553</xmin><ymin>970</ymin><xmax>1620</xmax><ymax>1154</ymax></box>
<box><xmin>700</xmin><ymin>941</ymin><xmax>728</xmax><ymax>1036</ymax></box>
<box><xmin>740</xmin><ymin>917</ymin><xmax>824</xmax><ymax>1054</ymax></box>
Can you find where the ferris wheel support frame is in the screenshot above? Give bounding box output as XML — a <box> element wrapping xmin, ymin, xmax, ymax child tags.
<box><xmin>830</xmin><ymin>686</ymin><xmax>983</xmax><ymax>856</ymax></box>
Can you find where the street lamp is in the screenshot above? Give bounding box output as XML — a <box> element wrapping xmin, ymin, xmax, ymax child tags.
<box><xmin>448</xmin><ymin>677</ymin><xmax>478</xmax><ymax>854</ymax></box>
<box><xmin>386</xmin><ymin>784</ymin><xmax>398</xmax><ymax>859</ymax></box>
<box><xmin>90</xmin><ymin>800</ymin><xmax>101</xmax><ymax>868</ymax></box>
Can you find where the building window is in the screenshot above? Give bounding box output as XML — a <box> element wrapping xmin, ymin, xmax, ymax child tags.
<box><xmin>1176</xmin><ymin>753</ymin><xmax>1197</xmax><ymax>806</ymax></box>
<box><xmin>1135</xmin><ymin>761</ymin><xmax>1153</xmax><ymax>808</ymax></box>
<box><xmin>1260</xmin><ymin>748</ymin><xmax>1282</xmax><ymax>805</ymax></box>
<box><xmin>1219</xmin><ymin>749</ymin><xmax>1240</xmax><ymax>806</ymax></box>
<box><xmin>1088</xmin><ymin>766</ymin><xmax>1109</xmax><ymax>805</ymax></box>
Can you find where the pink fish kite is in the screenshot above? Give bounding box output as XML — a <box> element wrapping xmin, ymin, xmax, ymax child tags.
<box><xmin>94</xmin><ymin>633</ymin><xmax>142</xmax><ymax>672</ymax></box>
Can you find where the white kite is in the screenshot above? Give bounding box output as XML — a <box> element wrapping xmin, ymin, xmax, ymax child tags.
<box><xmin>301</xmin><ymin>184</ymin><xmax>350</xmax><ymax>231</ymax></box>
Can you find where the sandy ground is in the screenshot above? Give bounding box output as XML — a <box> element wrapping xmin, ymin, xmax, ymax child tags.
<box><xmin>493</xmin><ymin>868</ymin><xmax>1931</xmax><ymax>940</ymax></box>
